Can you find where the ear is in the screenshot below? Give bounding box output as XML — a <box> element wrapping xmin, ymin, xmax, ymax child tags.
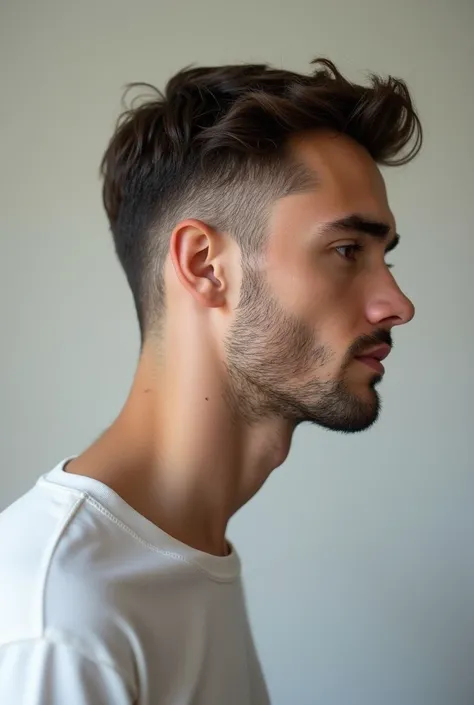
<box><xmin>169</xmin><ymin>219</ymin><xmax>227</xmax><ymax>309</ymax></box>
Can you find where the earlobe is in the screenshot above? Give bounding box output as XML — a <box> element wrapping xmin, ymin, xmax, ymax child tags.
<box><xmin>170</xmin><ymin>219</ymin><xmax>226</xmax><ymax>309</ymax></box>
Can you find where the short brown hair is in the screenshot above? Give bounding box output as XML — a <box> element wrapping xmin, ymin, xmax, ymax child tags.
<box><xmin>100</xmin><ymin>58</ymin><xmax>422</xmax><ymax>340</ymax></box>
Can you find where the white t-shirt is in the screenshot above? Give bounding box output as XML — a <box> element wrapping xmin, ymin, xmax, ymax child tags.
<box><xmin>0</xmin><ymin>460</ymin><xmax>270</xmax><ymax>705</ymax></box>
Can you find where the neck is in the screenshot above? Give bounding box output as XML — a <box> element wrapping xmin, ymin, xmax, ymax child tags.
<box><xmin>68</xmin><ymin>340</ymin><xmax>295</xmax><ymax>556</ymax></box>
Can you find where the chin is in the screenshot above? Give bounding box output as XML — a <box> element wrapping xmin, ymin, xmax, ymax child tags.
<box><xmin>299</xmin><ymin>381</ymin><xmax>382</xmax><ymax>433</ymax></box>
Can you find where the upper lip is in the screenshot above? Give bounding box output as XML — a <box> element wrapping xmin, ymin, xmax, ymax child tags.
<box><xmin>356</xmin><ymin>344</ymin><xmax>392</xmax><ymax>362</ymax></box>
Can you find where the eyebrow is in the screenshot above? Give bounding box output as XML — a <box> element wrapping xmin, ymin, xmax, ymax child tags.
<box><xmin>323</xmin><ymin>214</ymin><xmax>400</xmax><ymax>252</ymax></box>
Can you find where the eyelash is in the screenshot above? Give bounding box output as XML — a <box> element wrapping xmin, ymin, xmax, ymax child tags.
<box><xmin>335</xmin><ymin>244</ymin><xmax>394</xmax><ymax>269</ymax></box>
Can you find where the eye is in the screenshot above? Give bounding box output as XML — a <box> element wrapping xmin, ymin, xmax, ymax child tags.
<box><xmin>335</xmin><ymin>243</ymin><xmax>363</xmax><ymax>262</ymax></box>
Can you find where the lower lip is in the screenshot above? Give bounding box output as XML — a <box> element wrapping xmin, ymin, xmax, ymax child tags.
<box><xmin>355</xmin><ymin>356</ymin><xmax>385</xmax><ymax>374</ymax></box>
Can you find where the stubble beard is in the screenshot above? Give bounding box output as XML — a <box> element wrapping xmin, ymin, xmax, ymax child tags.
<box><xmin>224</xmin><ymin>263</ymin><xmax>381</xmax><ymax>432</ymax></box>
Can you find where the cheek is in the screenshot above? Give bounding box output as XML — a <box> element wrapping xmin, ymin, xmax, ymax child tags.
<box><xmin>266</xmin><ymin>230</ymin><xmax>369</xmax><ymax>350</ymax></box>
<box><xmin>266</xmin><ymin>252</ymin><xmax>326</xmax><ymax>318</ymax></box>
<box><xmin>268</xmin><ymin>255</ymin><xmax>361</xmax><ymax>326</ymax></box>
<box><xmin>321</xmin><ymin>284</ymin><xmax>366</xmax><ymax>352</ymax></box>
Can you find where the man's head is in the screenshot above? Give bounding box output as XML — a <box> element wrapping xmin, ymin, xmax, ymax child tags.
<box><xmin>101</xmin><ymin>58</ymin><xmax>421</xmax><ymax>432</ymax></box>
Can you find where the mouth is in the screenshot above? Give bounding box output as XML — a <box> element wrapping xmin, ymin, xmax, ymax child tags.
<box><xmin>354</xmin><ymin>344</ymin><xmax>391</xmax><ymax>375</ymax></box>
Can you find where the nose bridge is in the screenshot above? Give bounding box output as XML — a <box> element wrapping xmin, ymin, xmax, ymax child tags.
<box><xmin>367</xmin><ymin>267</ymin><xmax>415</xmax><ymax>326</ymax></box>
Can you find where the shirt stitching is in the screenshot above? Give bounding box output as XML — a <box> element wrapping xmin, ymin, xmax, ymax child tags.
<box><xmin>38</xmin><ymin>492</ymin><xmax>86</xmax><ymax>636</ymax></box>
<box><xmin>40</xmin><ymin>474</ymin><xmax>239</xmax><ymax>583</ymax></box>
<box><xmin>85</xmin><ymin>496</ymin><xmax>239</xmax><ymax>584</ymax></box>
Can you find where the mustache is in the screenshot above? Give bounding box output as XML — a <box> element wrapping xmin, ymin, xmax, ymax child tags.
<box><xmin>347</xmin><ymin>329</ymin><xmax>393</xmax><ymax>360</ymax></box>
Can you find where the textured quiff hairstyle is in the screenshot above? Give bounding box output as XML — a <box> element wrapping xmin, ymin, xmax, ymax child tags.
<box><xmin>100</xmin><ymin>58</ymin><xmax>422</xmax><ymax>340</ymax></box>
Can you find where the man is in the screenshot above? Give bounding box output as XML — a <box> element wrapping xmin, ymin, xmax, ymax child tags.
<box><xmin>0</xmin><ymin>58</ymin><xmax>421</xmax><ymax>703</ymax></box>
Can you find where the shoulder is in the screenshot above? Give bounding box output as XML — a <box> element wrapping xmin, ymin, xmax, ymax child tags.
<box><xmin>0</xmin><ymin>477</ymin><xmax>85</xmax><ymax>641</ymax></box>
<box><xmin>0</xmin><ymin>478</ymin><xmax>137</xmax><ymax>683</ymax></box>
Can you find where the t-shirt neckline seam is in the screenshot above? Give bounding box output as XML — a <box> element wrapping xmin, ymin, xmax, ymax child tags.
<box><xmin>85</xmin><ymin>495</ymin><xmax>239</xmax><ymax>583</ymax></box>
<box><xmin>40</xmin><ymin>462</ymin><xmax>240</xmax><ymax>584</ymax></box>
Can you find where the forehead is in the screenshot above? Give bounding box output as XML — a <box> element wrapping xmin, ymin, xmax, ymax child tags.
<box><xmin>289</xmin><ymin>130</ymin><xmax>394</xmax><ymax>226</ymax></box>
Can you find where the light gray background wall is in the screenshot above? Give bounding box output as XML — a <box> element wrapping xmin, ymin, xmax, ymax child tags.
<box><xmin>1</xmin><ymin>1</ymin><xmax>473</xmax><ymax>703</ymax></box>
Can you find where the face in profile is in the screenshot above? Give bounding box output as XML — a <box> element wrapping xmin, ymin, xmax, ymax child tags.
<box><xmin>225</xmin><ymin>131</ymin><xmax>415</xmax><ymax>431</ymax></box>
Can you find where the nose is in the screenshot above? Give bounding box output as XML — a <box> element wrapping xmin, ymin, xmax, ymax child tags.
<box><xmin>365</xmin><ymin>272</ymin><xmax>415</xmax><ymax>328</ymax></box>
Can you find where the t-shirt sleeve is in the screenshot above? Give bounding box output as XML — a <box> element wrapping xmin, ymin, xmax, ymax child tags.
<box><xmin>0</xmin><ymin>637</ymin><xmax>134</xmax><ymax>705</ymax></box>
